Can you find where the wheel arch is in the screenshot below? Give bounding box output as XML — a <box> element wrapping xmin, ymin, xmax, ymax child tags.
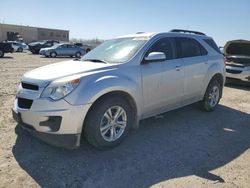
<box><xmin>50</xmin><ymin>51</ymin><xmax>57</xmax><ymax>56</ymax></box>
<box><xmin>205</xmin><ymin>73</ymin><xmax>224</xmax><ymax>98</ymax></box>
<box><xmin>82</xmin><ymin>90</ymin><xmax>138</xmax><ymax>134</ymax></box>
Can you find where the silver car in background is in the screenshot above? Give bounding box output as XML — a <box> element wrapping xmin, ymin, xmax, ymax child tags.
<box><xmin>13</xmin><ymin>30</ymin><xmax>225</xmax><ymax>149</ymax></box>
<box><xmin>224</xmin><ymin>40</ymin><xmax>250</xmax><ymax>82</ymax></box>
<box><xmin>39</xmin><ymin>43</ymin><xmax>85</xmax><ymax>58</ymax></box>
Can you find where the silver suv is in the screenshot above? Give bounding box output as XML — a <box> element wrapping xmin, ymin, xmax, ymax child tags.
<box><xmin>12</xmin><ymin>29</ymin><xmax>225</xmax><ymax>149</ymax></box>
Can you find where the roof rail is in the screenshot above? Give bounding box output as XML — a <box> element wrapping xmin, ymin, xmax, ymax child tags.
<box><xmin>136</xmin><ymin>32</ymin><xmax>145</xmax><ymax>34</ymax></box>
<box><xmin>170</xmin><ymin>29</ymin><xmax>206</xmax><ymax>36</ymax></box>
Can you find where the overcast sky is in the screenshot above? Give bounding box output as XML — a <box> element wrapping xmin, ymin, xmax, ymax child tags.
<box><xmin>0</xmin><ymin>0</ymin><xmax>249</xmax><ymax>46</ymax></box>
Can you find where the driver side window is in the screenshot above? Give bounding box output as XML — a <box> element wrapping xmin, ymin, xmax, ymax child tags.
<box><xmin>146</xmin><ymin>38</ymin><xmax>174</xmax><ymax>60</ymax></box>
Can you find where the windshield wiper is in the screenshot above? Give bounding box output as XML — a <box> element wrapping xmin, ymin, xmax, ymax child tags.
<box><xmin>83</xmin><ymin>59</ymin><xmax>109</xmax><ymax>64</ymax></box>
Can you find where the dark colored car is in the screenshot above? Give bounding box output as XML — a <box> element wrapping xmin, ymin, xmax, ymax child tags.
<box><xmin>0</xmin><ymin>42</ymin><xmax>14</xmax><ymax>57</ymax></box>
<box><xmin>28</xmin><ymin>40</ymin><xmax>59</xmax><ymax>54</ymax></box>
<box><xmin>224</xmin><ymin>40</ymin><xmax>250</xmax><ymax>82</ymax></box>
<box><xmin>74</xmin><ymin>42</ymin><xmax>92</xmax><ymax>53</ymax></box>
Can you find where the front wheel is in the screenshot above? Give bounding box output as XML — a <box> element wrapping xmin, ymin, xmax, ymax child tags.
<box><xmin>84</xmin><ymin>96</ymin><xmax>133</xmax><ymax>149</ymax></box>
<box><xmin>201</xmin><ymin>80</ymin><xmax>221</xmax><ymax>112</ymax></box>
<box><xmin>50</xmin><ymin>52</ymin><xmax>57</xmax><ymax>58</ymax></box>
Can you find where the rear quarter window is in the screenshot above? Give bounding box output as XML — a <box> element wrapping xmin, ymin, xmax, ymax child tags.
<box><xmin>203</xmin><ymin>39</ymin><xmax>221</xmax><ymax>53</ymax></box>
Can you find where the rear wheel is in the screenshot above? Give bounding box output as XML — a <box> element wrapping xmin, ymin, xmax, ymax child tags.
<box><xmin>201</xmin><ymin>80</ymin><xmax>221</xmax><ymax>112</ymax></box>
<box><xmin>75</xmin><ymin>52</ymin><xmax>81</xmax><ymax>58</ymax></box>
<box><xmin>34</xmin><ymin>49</ymin><xmax>40</xmax><ymax>54</ymax></box>
<box><xmin>0</xmin><ymin>50</ymin><xmax>4</xmax><ymax>58</ymax></box>
<box><xmin>17</xmin><ymin>47</ymin><xmax>23</xmax><ymax>52</ymax></box>
<box><xmin>50</xmin><ymin>52</ymin><xmax>57</xmax><ymax>58</ymax></box>
<box><xmin>84</xmin><ymin>96</ymin><xmax>133</xmax><ymax>149</ymax></box>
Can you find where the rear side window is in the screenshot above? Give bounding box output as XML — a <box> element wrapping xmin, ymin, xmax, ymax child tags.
<box><xmin>146</xmin><ymin>38</ymin><xmax>174</xmax><ymax>60</ymax></box>
<box><xmin>176</xmin><ymin>37</ymin><xmax>207</xmax><ymax>58</ymax></box>
<box><xmin>203</xmin><ymin>39</ymin><xmax>221</xmax><ymax>53</ymax></box>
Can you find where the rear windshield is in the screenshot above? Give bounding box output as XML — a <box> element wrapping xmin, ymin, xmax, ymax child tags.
<box><xmin>226</xmin><ymin>43</ymin><xmax>250</xmax><ymax>56</ymax></box>
<box><xmin>203</xmin><ymin>39</ymin><xmax>221</xmax><ymax>53</ymax></box>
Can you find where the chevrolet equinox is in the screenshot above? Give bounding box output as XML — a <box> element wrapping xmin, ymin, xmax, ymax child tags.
<box><xmin>13</xmin><ymin>29</ymin><xmax>225</xmax><ymax>149</ymax></box>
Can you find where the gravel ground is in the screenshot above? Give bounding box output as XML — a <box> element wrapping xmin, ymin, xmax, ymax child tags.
<box><xmin>0</xmin><ymin>52</ymin><xmax>250</xmax><ymax>188</ymax></box>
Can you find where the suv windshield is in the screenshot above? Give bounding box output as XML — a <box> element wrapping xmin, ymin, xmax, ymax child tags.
<box><xmin>81</xmin><ymin>37</ymin><xmax>148</xmax><ymax>63</ymax></box>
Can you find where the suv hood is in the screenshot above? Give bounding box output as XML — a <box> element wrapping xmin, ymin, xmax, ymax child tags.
<box><xmin>224</xmin><ymin>40</ymin><xmax>250</xmax><ymax>57</ymax></box>
<box><xmin>40</xmin><ymin>47</ymin><xmax>54</xmax><ymax>51</ymax></box>
<box><xmin>28</xmin><ymin>42</ymin><xmax>44</xmax><ymax>46</ymax></box>
<box><xmin>22</xmin><ymin>60</ymin><xmax>117</xmax><ymax>87</ymax></box>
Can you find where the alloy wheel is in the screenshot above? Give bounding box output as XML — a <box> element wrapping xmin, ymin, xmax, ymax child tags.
<box><xmin>208</xmin><ymin>86</ymin><xmax>220</xmax><ymax>107</ymax></box>
<box><xmin>100</xmin><ymin>106</ymin><xmax>127</xmax><ymax>142</ymax></box>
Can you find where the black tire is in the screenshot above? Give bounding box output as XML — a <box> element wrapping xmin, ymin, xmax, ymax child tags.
<box><xmin>50</xmin><ymin>52</ymin><xmax>57</xmax><ymax>58</ymax></box>
<box><xmin>86</xmin><ymin>48</ymin><xmax>91</xmax><ymax>53</ymax></box>
<box><xmin>75</xmin><ymin>52</ymin><xmax>81</xmax><ymax>58</ymax></box>
<box><xmin>34</xmin><ymin>49</ymin><xmax>40</xmax><ymax>54</ymax></box>
<box><xmin>17</xmin><ymin>47</ymin><xmax>23</xmax><ymax>52</ymax></box>
<box><xmin>84</xmin><ymin>96</ymin><xmax>133</xmax><ymax>149</ymax></box>
<box><xmin>0</xmin><ymin>50</ymin><xmax>4</xmax><ymax>58</ymax></box>
<box><xmin>201</xmin><ymin>79</ymin><xmax>222</xmax><ymax>112</ymax></box>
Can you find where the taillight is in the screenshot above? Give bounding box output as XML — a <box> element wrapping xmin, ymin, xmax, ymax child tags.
<box><xmin>223</xmin><ymin>55</ymin><xmax>227</xmax><ymax>66</ymax></box>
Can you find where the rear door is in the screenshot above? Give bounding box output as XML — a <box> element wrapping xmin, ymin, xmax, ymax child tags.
<box><xmin>175</xmin><ymin>37</ymin><xmax>208</xmax><ymax>103</ymax></box>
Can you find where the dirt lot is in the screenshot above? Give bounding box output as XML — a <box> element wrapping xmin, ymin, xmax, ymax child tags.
<box><xmin>0</xmin><ymin>52</ymin><xmax>250</xmax><ymax>188</ymax></box>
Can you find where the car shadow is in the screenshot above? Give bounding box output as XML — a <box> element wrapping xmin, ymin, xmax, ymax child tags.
<box><xmin>225</xmin><ymin>82</ymin><xmax>250</xmax><ymax>91</ymax></box>
<box><xmin>0</xmin><ymin>56</ymin><xmax>13</xmax><ymax>59</ymax></box>
<box><xmin>12</xmin><ymin>104</ymin><xmax>250</xmax><ymax>187</ymax></box>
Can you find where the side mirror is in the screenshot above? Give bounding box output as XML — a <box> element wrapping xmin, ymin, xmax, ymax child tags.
<box><xmin>144</xmin><ymin>52</ymin><xmax>166</xmax><ymax>63</ymax></box>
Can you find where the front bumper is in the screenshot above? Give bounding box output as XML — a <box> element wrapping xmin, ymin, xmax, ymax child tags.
<box><xmin>39</xmin><ymin>50</ymin><xmax>47</xmax><ymax>55</ymax></box>
<box><xmin>12</xmin><ymin>96</ymin><xmax>91</xmax><ymax>149</ymax></box>
<box><xmin>13</xmin><ymin>109</ymin><xmax>80</xmax><ymax>149</ymax></box>
<box><xmin>226</xmin><ymin>65</ymin><xmax>250</xmax><ymax>82</ymax></box>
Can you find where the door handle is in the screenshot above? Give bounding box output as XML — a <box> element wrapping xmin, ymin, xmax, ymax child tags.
<box><xmin>175</xmin><ymin>65</ymin><xmax>181</xmax><ymax>71</ymax></box>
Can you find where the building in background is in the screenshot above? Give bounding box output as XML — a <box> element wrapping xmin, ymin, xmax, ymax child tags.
<box><xmin>0</xmin><ymin>23</ymin><xmax>69</xmax><ymax>42</ymax></box>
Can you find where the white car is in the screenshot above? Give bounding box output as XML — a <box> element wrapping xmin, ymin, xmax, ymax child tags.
<box><xmin>224</xmin><ymin>40</ymin><xmax>250</xmax><ymax>82</ymax></box>
<box><xmin>12</xmin><ymin>29</ymin><xmax>225</xmax><ymax>149</ymax></box>
<box><xmin>10</xmin><ymin>41</ymin><xmax>29</xmax><ymax>52</ymax></box>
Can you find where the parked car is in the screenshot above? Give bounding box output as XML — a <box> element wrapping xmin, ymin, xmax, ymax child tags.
<box><xmin>0</xmin><ymin>42</ymin><xmax>14</xmax><ymax>57</ymax></box>
<box><xmin>28</xmin><ymin>40</ymin><xmax>59</xmax><ymax>54</ymax></box>
<box><xmin>74</xmin><ymin>42</ymin><xmax>92</xmax><ymax>53</ymax></box>
<box><xmin>224</xmin><ymin>40</ymin><xmax>250</xmax><ymax>82</ymax></box>
<box><xmin>39</xmin><ymin>43</ymin><xmax>85</xmax><ymax>58</ymax></box>
<box><xmin>12</xmin><ymin>29</ymin><xmax>225</xmax><ymax>149</ymax></box>
<box><xmin>9</xmin><ymin>41</ymin><xmax>29</xmax><ymax>52</ymax></box>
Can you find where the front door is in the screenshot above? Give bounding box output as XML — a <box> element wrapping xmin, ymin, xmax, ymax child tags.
<box><xmin>141</xmin><ymin>37</ymin><xmax>184</xmax><ymax>116</ymax></box>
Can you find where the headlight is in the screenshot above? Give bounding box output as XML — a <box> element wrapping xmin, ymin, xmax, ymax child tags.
<box><xmin>41</xmin><ymin>76</ymin><xmax>81</xmax><ymax>100</ymax></box>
